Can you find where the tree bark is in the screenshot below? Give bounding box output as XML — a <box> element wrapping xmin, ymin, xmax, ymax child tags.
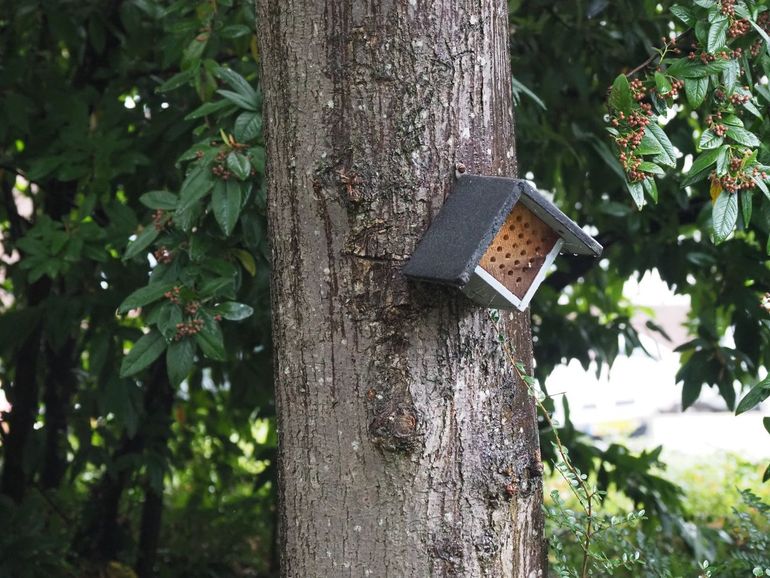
<box><xmin>257</xmin><ymin>1</ymin><xmax>546</xmax><ymax>576</ymax></box>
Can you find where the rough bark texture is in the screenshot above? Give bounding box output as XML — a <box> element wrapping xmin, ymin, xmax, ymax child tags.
<box><xmin>257</xmin><ymin>1</ymin><xmax>546</xmax><ymax>576</ymax></box>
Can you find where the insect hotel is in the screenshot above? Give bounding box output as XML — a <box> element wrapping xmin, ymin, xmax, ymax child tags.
<box><xmin>403</xmin><ymin>175</ymin><xmax>602</xmax><ymax>310</ymax></box>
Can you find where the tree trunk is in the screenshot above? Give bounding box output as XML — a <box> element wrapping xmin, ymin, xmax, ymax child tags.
<box><xmin>257</xmin><ymin>1</ymin><xmax>546</xmax><ymax>576</ymax></box>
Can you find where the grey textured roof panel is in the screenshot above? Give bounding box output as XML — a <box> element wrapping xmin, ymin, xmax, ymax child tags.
<box><xmin>516</xmin><ymin>181</ymin><xmax>603</xmax><ymax>257</ymax></box>
<box><xmin>402</xmin><ymin>175</ymin><xmax>521</xmax><ymax>286</ymax></box>
<box><xmin>403</xmin><ymin>175</ymin><xmax>603</xmax><ymax>294</ymax></box>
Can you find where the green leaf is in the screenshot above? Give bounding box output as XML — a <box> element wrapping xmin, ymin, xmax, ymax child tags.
<box><xmin>212</xmin><ymin>180</ymin><xmax>243</xmax><ymax>236</ymax></box>
<box><xmin>178</xmin><ymin>164</ymin><xmax>214</xmax><ymax>212</ymax></box>
<box><xmin>753</xmin><ymin>175</ymin><xmax>770</xmax><ymax>200</ymax></box>
<box><xmin>763</xmin><ymin>417</ymin><xmax>770</xmax><ymax>435</ymax></box>
<box><xmin>157</xmin><ymin>68</ymin><xmax>195</xmax><ymax>93</ymax></box>
<box><xmin>511</xmin><ymin>77</ymin><xmax>547</xmax><ymax>110</ymax></box>
<box><xmin>637</xmin><ymin>128</ymin><xmax>664</xmax><ymax>155</ymax></box>
<box><xmin>167</xmin><ymin>338</ymin><xmax>195</xmax><ymax>387</ymax></box>
<box><xmin>120</xmin><ymin>330</ymin><xmax>167</xmax><ymax>377</ymax></box>
<box><xmin>195</xmin><ymin>315</ymin><xmax>226</xmax><ymax>361</ymax></box>
<box><xmin>764</xmin><ymin>464</ymin><xmax>770</xmax><ymax>483</ymax></box>
<box><xmin>626</xmin><ymin>180</ymin><xmax>645</xmax><ymax>209</ymax></box>
<box><xmin>690</xmin><ymin>147</ymin><xmax>723</xmax><ymax>176</ymax></box>
<box><xmin>670</xmin><ymin>5</ymin><xmax>695</xmax><ymax>26</ymax></box>
<box><xmin>726</xmin><ymin>126</ymin><xmax>761</xmax><ymax>147</ymax></box>
<box><xmin>699</xmin><ymin>129</ymin><xmax>723</xmax><ymax>150</ymax></box>
<box><xmin>647</xmin><ymin>122</ymin><xmax>677</xmax><ymax>167</ymax></box>
<box><xmin>722</xmin><ymin>60</ymin><xmax>739</xmax><ymax>92</ymax></box>
<box><xmin>639</xmin><ymin>162</ymin><xmax>665</xmax><ymax>177</ymax></box>
<box><xmin>216</xmin><ymin>89</ymin><xmax>258</xmax><ymax>111</ymax></box>
<box><xmin>642</xmin><ymin>177</ymin><xmax>659</xmax><ymax>203</ymax></box>
<box><xmin>654</xmin><ymin>71</ymin><xmax>672</xmax><ymax>95</ymax></box>
<box><xmin>140</xmin><ymin>190</ymin><xmax>178</xmax><ymax>210</ymax></box>
<box><xmin>118</xmin><ymin>283</ymin><xmax>175</xmax><ymax>314</ymax></box>
<box><xmin>741</xmin><ymin>190</ymin><xmax>752</xmax><ymax>226</ymax></box>
<box><xmin>682</xmin><ymin>380</ymin><xmax>703</xmax><ymax>411</ymax></box>
<box><xmin>233</xmin><ymin>111</ymin><xmax>262</xmax><ymax>142</ymax></box>
<box><xmin>184</xmin><ymin>99</ymin><xmax>233</xmax><ymax>120</ymax></box>
<box><xmin>213</xmin><ymin>301</ymin><xmax>254</xmax><ymax>321</ymax></box>
<box><xmin>744</xmin><ymin>99</ymin><xmax>762</xmax><ymax>118</ymax></box>
<box><xmin>712</xmin><ymin>191</ymin><xmax>738</xmax><ymax>243</ymax></box>
<box><xmin>716</xmin><ymin>145</ymin><xmax>730</xmax><ymax>175</ymax></box>
<box><xmin>684</xmin><ymin>77</ymin><xmax>709</xmax><ymax>108</ymax></box>
<box><xmin>735</xmin><ymin>376</ymin><xmax>770</xmax><ymax>414</ymax></box>
<box><xmin>609</xmin><ymin>74</ymin><xmax>634</xmax><ymax>114</ymax></box>
<box><xmin>123</xmin><ymin>225</ymin><xmax>159</xmax><ymax>261</ymax></box>
<box><xmin>215</xmin><ymin>66</ymin><xmax>259</xmax><ymax>107</ymax></box>
<box><xmin>707</xmin><ymin>18</ymin><xmax>728</xmax><ymax>52</ymax></box>
<box><xmin>227</xmin><ymin>152</ymin><xmax>251</xmax><ymax>180</ymax></box>
<box><xmin>667</xmin><ymin>58</ymin><xmax>730</xmax><ymax>78</ymax></box>
<box><xmin>156</xmin><ymin>302</ymin><xmax>183</xmax><ymax>340</ymax></box>
<box><xmin>220</xmin><ymin>24</ymin><xmax>252</xmax><ymax>39</ymax></box>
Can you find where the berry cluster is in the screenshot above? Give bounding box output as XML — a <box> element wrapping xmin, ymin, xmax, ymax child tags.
<box><xmin>664</xmin><ymin>78</ymin><xmax>684</xmax><ymax>100</ymax></box>
<box><xmin>720</xmin><ymin>0</ymin><xmax>737</xmax><ymax>17</ymax></box>
<box><xmin>153</xmin><ymin>209</ymin><xmax>169</xmax><ymax>231</ymax></box>
<box><xmin>630</xmin><ymin>78</ymin><xmax>645</xmax><ymax>101</ymax></box>
<box><xmin>730</xmin><ymin>92</ymin><xmax>751</xmax><ymax>106</ymax></box>
<box><xmin>211</xmin><ymin>150</ymin><xmax>235</xmax><ymax>180</ymax></box>
<box><xmin>164</xmin><ymin>286</ymin><xmax>182</xmax><ymax>304</ymax></box>
<box><xmin>153</xmin><ymin>246</ymin><xmax>173</xmax><ymax>264</ymax></box>
<box><xmin>620</xmin><ymin>154</ymin><xmax>646</xmax><ymax>182</ymax></box>
<box><xmin>729</xmin><ymin>18</ymin><xmax>751</xmax><ymax>38</ymax></box>
<box><xmin>174</xmin><ymin>318</ymin><xmax>204</xmax><ymax>340</ymax></box>
<box><xmin>185</xmin><ymin>301</ymin><xmax>200</xmax><ymax>315</ymax></box>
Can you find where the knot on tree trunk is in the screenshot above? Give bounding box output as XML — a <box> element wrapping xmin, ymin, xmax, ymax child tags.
<box><xmin>368</xmin><ymin>401</ymin><xmax>421</xmax><ymax>452</ymax></box>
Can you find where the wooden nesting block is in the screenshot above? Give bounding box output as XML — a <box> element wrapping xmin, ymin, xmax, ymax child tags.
<box><xmin>479</xmin><ymin>204</ymin><xmax>560</xmax><ymax>299</ymax></box>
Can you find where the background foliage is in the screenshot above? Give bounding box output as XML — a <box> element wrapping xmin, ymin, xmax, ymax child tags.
<box><xmin>0</xmin><ymin>0</ymin><xmax>768</xmax><ymax>576</ymax></box>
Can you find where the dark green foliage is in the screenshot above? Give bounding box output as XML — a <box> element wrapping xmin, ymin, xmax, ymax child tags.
<box><xmin>0</xmin><ymin>0</ymin><xmax>273</xmax><ymax>575</ymax></box>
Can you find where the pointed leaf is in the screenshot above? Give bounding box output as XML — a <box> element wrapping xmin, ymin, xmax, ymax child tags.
<box><xmin>212</xmin><ymin>180</ymin><xmax>242</xmax><ymax>235</ymax></box>
<box><xmin>707</xmin><ymin>17</ymin><xmax>728</xmax><ymax>52</ymax></box>
<box><xmin>670</xmin><ymin>4</ymin><xmax>695</xmax><ymax>26</ymax></box>
<box><xmin>647</xmin><ymin>122</ymin><xmax>677</xmax><ymax>167</ymax></box>
<box><xmin>140</xmin><ymin>190</ymin><xmax>179</xmax><ymax>210</ymax></box>
<box><xmin>684</xmin><ymin>77</ymin><xmax>709</xmax><ymax>108</ymax></box>
<box><xmin>194</xmin><ymin>316</ymin><xmax>226</xmax><ymax>361</ymax></box>
<box><xmin>642</xmin><ymin>177</ymin><xmax>659</xmax><ymax>203</ymax></box>
<box><xmin>735</xmin><ymin>376</ymin><xmax>770</xmax><ymax>414</ymax></box>
<box><xmin>712</xmin><ymin>191</ymin><xmax>738</xmax><ymax>243</ymax></box>
<box><xmin>213</xmin><ymin>302</ymin><xmax>254</xmax><ymax>321</ymax></box>
<box><xmin>123</xmin><ymin>225</ymin><xmax>159</xmax><ymax>261</ymax></box>
<box><xmin>716</xmin><ymin>145</ymin><xmax>730</xmax><ymax>175</ymax></box>
<box><xmin>227</xmin><ymin>152</ymin><xmax>251</xmax><ymax>180</ymax></box>
<box><xmin>699</xmin><ymin>129</ymin><xmax>723</xmax><ymax>150</ymax></box>
<box><xmin>727</xmin><ymin>126</ymin><xmax>761</xmax><ymax>147</ymax></box>
<box><xmin>741</xmin><ymin>190</ymin><xmax>752</xmax><ymax>226</ymax></box>
<box><xmin>690</xmin><ymin>147</ymin><xmax>723</xmax><ymax>176</ymax></box>
<box><xmin>178</xmin><ymin>164</ymin><xmax>214</xmax><ymax>212</ymax></box>
<box><xmin>216</xmin><ymin>89</ymin><xmax>258</xmax><ymax>111</ymax></box>
<box><xmin>118</xmin><ymin>283</ymin><xmax>176</xmax><ymax>314</ymax></box>
<box><xmin>120</xmin><ymin>331</ymin><xmax>167</xmax><ymax>377</ymax></box>
<box><xmin>167</xmin><ymin>338</ymin><xmax>195</xmax><ymax>387</ymax></box>
<box><xmin>234</xmin><ymin>111</ymin><xmax>262</xmax><ymax>142</ymax></box>
<box><xmin>626</xmin><ymin>180</ymin><xmax>645</xmax><ymax>209</ymax></box>
<box><xmin>609</xmin><ymin>74</ymin><xmax>634</xmax><ymax>114</ymax></box>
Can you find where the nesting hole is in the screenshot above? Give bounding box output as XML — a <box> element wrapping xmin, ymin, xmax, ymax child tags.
<box><xmin>479</xmin><ymin>203</ymin><xmax>561</xmax><ymax>299</ymax></box>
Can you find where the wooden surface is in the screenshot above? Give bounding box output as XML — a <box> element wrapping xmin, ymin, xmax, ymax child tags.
<box><xmin>480</xmin><ymin>204</ymin><xmax>560</xmax><ymax>299</ymax></box>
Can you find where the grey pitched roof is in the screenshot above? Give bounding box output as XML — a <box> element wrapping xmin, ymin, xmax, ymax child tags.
<box><xmin>403</xmin><ymin>175</ymin><xmax>602</xmax><ymax>288</ymax></box>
